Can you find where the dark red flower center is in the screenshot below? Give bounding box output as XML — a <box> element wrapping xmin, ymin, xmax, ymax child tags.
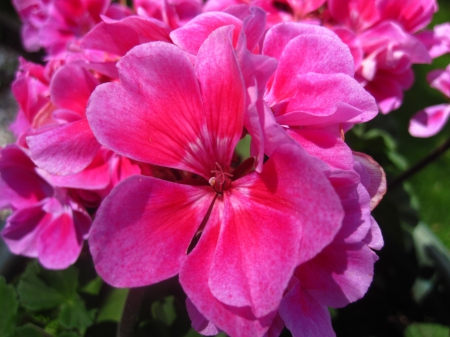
<box><xmin>209</xmin><ymin>162</ymin><xmax>232</xmax><ymax>194</ymax></box>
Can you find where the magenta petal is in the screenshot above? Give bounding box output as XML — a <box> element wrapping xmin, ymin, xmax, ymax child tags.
<box><xmin>280</xmin><ymin>283</ymin><xmax>335</xmax><ymax>337</ymax></box>
<box><xmin>50</xmin><ymin>64</ymin><xmax>99</xmax><ymax>115</ymax></box>
<box><xmin>87</xmin><ymin>42</ymin><xmax>211</xmax><ymax>177</ymax></box>
<box><xmin>170</xmin><ymin>12</ymin><xmax>242</xmax><ymax>54</ymax></box>
<box><xmin>297</xmin><ymin>242</ymin><xmax>375</xmax><ymax>308</ymax></box>
<box><xmin>27</xmin><ymin>119</ymin><xmax>101</xmax><ymax>175</ymax></box>
<box><xmin>89</xmin><ymin>175</ymin><xmax>215</xmax><ymax>287</ymax></box>
<box><xmin>195</xmin><ymin>25</ymin><xmax>245</xmax><ymax>168</ymax></box>
<box><xmin>1</xmin><ymin>202</ymin><xmax>50</xmax><ymax>258</ymax></box>
<box><xmin>363</xmin><ymin>217</ymin><xmax>384</xmax><ymax>250</ymax></box>
<box><xmin>82</xmin><ymin>16</ymin><xmax>171</xmax><ymax>56</ymax></box>
<box><xmin>409</xmin><ymin>104</ymin><xmax>450</xmax><ymax>138</ymax></box>
<box><xmin>38</xmin><ymin>211</ymin><xmax>83</xmax><ymax>269</ymax></box>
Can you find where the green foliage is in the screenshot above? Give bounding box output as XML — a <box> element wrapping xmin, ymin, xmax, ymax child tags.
<box><xmin>0</xmin><ymin>276</ymin><xmax>19</xmax><ymax>337</ymax></box>
<box><xmin>405</xmin><ymin>323</ymin><xmax>450</xmax><ymax>337</ymax></box>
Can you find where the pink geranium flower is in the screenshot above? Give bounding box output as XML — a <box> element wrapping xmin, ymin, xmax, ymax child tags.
<box><xmin>86</xmin><ymin>26</ymin><xmax>344</xmax><ymax>336</ymax></box>
<box><xmin>0</xmin><ymin>145</ymin><xmax>91</xmax><ymax>269</ymax></box>
<box><xmin>409</xmin><ymin>64</ymin><xmax>450</xmax><ymax>137</ymax></box>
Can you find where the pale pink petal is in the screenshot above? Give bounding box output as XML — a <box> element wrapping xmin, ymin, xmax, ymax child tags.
<box><xmin>170</xmin><ymin>12</ymin><xmax>242</xmax><ymax>55</ymax></box>
<box><xmin>296</xmin><ymin>242</ymin><xmax>375</xmax><ymax>308</ymax></box>
<box><xmin>195</xmin><ymin>25</ymin><xmax>246</xmax><ymax>169</ymax></box>
<box><xmin>27</xmin><ymin>119</ymin><xmax>101</xmax><ymax>175</ymax></box>
<box><xmin>409</xmin><ymin>104</ymin><xmax>450</xmax><ymax>138</ymax></box>
<box><xmin>270</xmin><ymin>73</ymin><xmax>377</xmax><ymax>126</ymax></box>
<box><xmin>353</xmin><ymin>152</ymin><xmax>386</xmax><ymax>210</ymax></box>
<box><xmin>87</xmin><ymin>42</ymin><xmax>211</xmax><ymax>178</ymax></box>
<box><xmin>41</xmin><ymin>150</ymin><xmax>111</xmax><ymax>190</ymax></box>
<box><xmin>38</xmin><ymin>209</ymin><xmax>83</xmax><ymax>269</ymax></box>
<box><xmin>209</xmin><ymin>144</ymin><xmax>344</xmax><ymax>317</ymax></box>
<box><xmin>280</xmin><ymin>283</ymin><xmax>335</xmax><ymax>337</ymax></box>
<box><xmin>186</xmin><ymin>298</ymin><xmax>220</xmax><ymax>336</ymax></box>
<box><xmin>262</xmin><ymin>22</ymin><xmax>338</xmax><ymax>62</ymax></box>
<box><xmin>81</xmin><ymin>16</ymin><xmax>171</xmax><ymax>56</ymax></box>
<box><xmin>89</xmin><ymin>175</ymin><xmax>215</xmax><ymax>287</ymax></box>
<box><xmin>267</xmin><ymin>34</ymin><xmax>355</xmax><ymax>105</ymax></box>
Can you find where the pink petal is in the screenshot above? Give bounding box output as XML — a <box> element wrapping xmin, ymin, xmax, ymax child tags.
<box><xmin>363</xmin><ymin>217</ymin><xmax>384</xmax><ymax>250</ymax></box>
<box><xmin>209</xmin><ymin>144</ymin><xmax>344</xmax><ymax>317</ymax></box>
<box><xmin>286</xmin><ymin>129</ymin><xmax>354</xmax><ymax>171</ymax></box>
<box><xmin>280</xmin><ymin>283</ymin><xmax>335</xmax><ymax>337</ymax></box>
<box><xmin>296</xmin><ymin>242</ymin><xmax>376</xmax><ymax>308</ymax></box>
<box><xmin>50</xmin><ymin>64</ymin><xmax>99</xmax><ymax>116</ymax></box>
<box><xmin>186</xmin><ymin>298</ymin><xmax>220</xmax><ymax>336</ymax></box>
<box><xmin>180</xmin><ymin>209</ymin><xmax>275</xmax><ymax>337</ymax></box>
<box><xmin>270</xmin><ymin>73</ymin><xmax>377</xmax><ymax>126</ymax></box>
<box><xmin>353</xmin><ymin>152</ymin><xmax>386</xmax><ymax>210</ymax></box>
<box><xmin>81</xmin><ymin>16</ymin><xmax>171</xmax><ymax>56</ymax></box>
<box><xmin>0</xmin><ymin>145</ymin><xmax>53</xmax><ymax>209</ymax></box>
<box><xmin>267</xmin><ymin>34</ymin><xmax>355</xmax><ymax>106</ymax></box>
<box><xmin>170</xmin><ymin>12</ymin><xmax>242</xmax><ymax>54</ymax></box>
<box><xmin>41</xmin><ymin>149</ymin><xmax>111</xmax><ymax>190</ymax></box>
<box><xmin>195</xmin><ymin>25</ymin><xmax>246</xmax><ymax>168</ymax></box>
<box><xmin>27</xmin><ymin>119</ymin><xmax>101</xmax><ymax>175</ymax></box>
<box><xmin>86</xmin><ymin>42</ymin><xmax>210</xmax><ymax>178</ymax></box>
<box><xmin>38</xmin><ymin>209</ymin><xmax>84</xmax><ymax>269</ymax></box>
<box><xmin>1</xmin><ymin>202</ymin><xmax>50</xmax><ymax>258</ymax></box>
<box><xmin>89</xmin><ymin>175</ymin><xmax>215</xmax><ymax>287</ymax></box>
<box><xmin>263</xmin><ymin>22</ymin><xmax>338</xmax><ymax>62</ymax></box>
<box><xmin>409</xmin><ymin>104</ymin><xmax>450</xmax><ymax>138</ymax></box>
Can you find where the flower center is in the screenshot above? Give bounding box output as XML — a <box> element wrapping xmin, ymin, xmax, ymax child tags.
<box><xmin>209</xmin><ymin>162</ymin><xmax>232</xmax><ymax>194</ymax></box>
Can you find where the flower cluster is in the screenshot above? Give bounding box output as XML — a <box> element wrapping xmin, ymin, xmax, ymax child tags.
<box><xmin>1</xmin><ymin>0</ymin><xmax>410</xmax><ymax>336</ymax></box>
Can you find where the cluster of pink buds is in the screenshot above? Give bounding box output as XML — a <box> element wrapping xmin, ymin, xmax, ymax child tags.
<box><xmin>5</xmin><ymin>0</ymin><xmax>445</xmax><ymax>336</ymax></box>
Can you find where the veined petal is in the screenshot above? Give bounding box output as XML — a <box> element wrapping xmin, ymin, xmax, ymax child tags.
<box><xmin>87</xmin><ymin>42</ymin><xmax>211</xmax><ymax>178</ymax></box>
<box><xmin>209</xmin><ymin>144</ymin><xmax>344</xmax><ymax>318</ymax></box>
<box><xmin>180</xmin><ymin>205</ymin><xmax>275</xmax><ymax>337</ymax></box>
<box><xmin>195</xmin><ymin>25</ymin><xmax>246</xmax><ymax>169</ymax></box>
<box><xmin>89</xmin><ymin>175</ymin><xmax>215</xmax><ymax>287</ymax></box>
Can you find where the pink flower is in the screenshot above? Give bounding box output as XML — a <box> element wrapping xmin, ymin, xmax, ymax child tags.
<box><xmin>86</xmin><ymin>27</ymin><xmax>344</xmax><ymax>336</ymax></box>
<box><xmin>409</xmin><ymin>65</ymin><xmax>450</xmax><ymax>137</ymax></box>
<box><xmin>0</xmin><ymin>145</ymin><xmax>91</xmax><ymax>269</ymax></box>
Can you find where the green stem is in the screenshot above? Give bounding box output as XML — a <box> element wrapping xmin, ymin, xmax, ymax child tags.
<box><xmin>117</xmin><ymin>287</ymin><xmax>147</xmax><ymax>337</ymax></box>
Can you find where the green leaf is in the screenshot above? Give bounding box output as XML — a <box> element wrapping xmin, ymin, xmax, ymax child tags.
<box><xmin>151</xmin><ymin>296</ymin><xmax>176</xmax><ymax>326</ymax></box>
<box><xmin>404</xmin><ymin>323</ymin><xmax>450</xmax><ymax>337</ymax></box>
<box><xmin>58</xmin><ymin>297</ymin><xmax>95</xmax><ymax>330</ymax></box>
<box><xmin>17</xmin><ymin>263</ymin><xmax>65</xmax><ymax>311</ymax></box>
<box><xmin>13</xmin><ymin>324</ymin><xmax>51</xmax><ymax>337</ymax></box>
<box><xmin>80</xmin><ymin>277</ymin><xmax>102</xmax><ymax>296</ymax></box>
<box><xmin>96</xmin><ymin>288</ymin><xmax>129</xmax><ymax>323</ymax></box>
<box><xmin>0</xmin><ymin>276</ymin><xmax>19</xmax><ymax>337</ymax></box>
<box><xmin>57</xmin><ymin>331</ymin><xmax>80</xmax><ymax>337</ymax></box>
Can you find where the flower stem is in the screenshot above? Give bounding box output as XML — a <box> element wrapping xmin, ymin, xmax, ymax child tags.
<box><xmin>117</xmin><ymin>287</ymin><xmax>147</xmax><ymax>337</ymax></box>
<box><xmin>388</xmin><ymin>136</ymin><xmax>450</xmax><ymax>189</ymax></box>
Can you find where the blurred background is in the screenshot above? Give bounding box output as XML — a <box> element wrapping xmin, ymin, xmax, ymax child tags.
<box><xmin>1</xmin><ymin>1</ymin><xmax>450</xmax><ymax>336</ymax></box>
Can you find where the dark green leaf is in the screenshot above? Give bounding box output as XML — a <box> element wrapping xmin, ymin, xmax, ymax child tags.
<box><xmin>58</xmin><ymin>297</ymin><xmax>95</xmax><ymax>330</ymax></box>
<box><xmin>0</xmin><ymin>276</ymin><xmax>19</xmax><ymax>337</ymax></box>
<box><xmin>13</xmin><ymin>324</ymin><xmax>51</xmax><ymax>337</ymax></box>
<box><xmin>17</xmin><ymin>263</ymin><xmax>65</xmax><ymax>311</ymax></box>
